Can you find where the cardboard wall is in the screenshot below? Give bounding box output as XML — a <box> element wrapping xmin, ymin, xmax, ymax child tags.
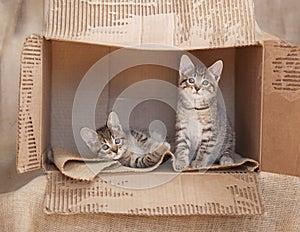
<box><xmin>50</xmin><ymin>41</ymin><xmax>110</xmax><ymax>152</ymax></box>
<box><xmin>261</xmin><ymin>41</ymin><xmax>300</xmax><ymax>176</ymax></box>
<box><xmin>235</xmin><ymin>45</ymin><xmax>263</xmax><ymax>162</ymax></box>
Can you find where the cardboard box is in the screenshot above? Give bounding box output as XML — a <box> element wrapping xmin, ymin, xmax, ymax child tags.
<box><xmin>16</xmin><ymin>0</ymin><xmax>299</xmax><ymax>215</ymax></box>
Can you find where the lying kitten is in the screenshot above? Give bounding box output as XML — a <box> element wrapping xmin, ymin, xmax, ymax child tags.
<box><xmin>174</xmin><ymin>55</ymin><xmax>234</xmax><ymax>170</ymax></box>
<box><xmin>80</xmin><ymin>112</ymin><xmax>170</xmax><ymax>168</ymax></box>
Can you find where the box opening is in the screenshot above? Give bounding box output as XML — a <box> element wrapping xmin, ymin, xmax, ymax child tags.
<box><xmin>43</xmin><ymin>40</ymin><xmax>263</xmax><ymax>167</ymax></box>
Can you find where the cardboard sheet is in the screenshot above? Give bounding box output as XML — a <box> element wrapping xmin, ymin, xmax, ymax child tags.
<box><xmin>50</xmin><ymin>147</ymin><xmax>259</xmax><ymax>181</ymax></box>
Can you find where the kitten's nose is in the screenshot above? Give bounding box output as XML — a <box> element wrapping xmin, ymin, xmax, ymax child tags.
<box><xmin>195</xmin><ymin>86</ymin><xmax>200</xmax><ymax>92</ymax></box>
<box><xmin>111</xmin><ymin>146</ymin><xmax>118</xmax><ymax>153</ymax></box>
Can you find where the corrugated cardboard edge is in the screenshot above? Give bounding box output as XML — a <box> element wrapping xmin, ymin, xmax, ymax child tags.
<box><xmin>43</xmin><ymin>0</ymin><xmax>259</xmax><ymax>49</ymax></box>
<box><xmin>17</xmin><ymin>34</ymin><xmax>44</xmax><ymax>173</ymax></box>
<box><xmin>44</xmin><ymin>170</ymin><xmax>263</xmax><ymax>216</ymax></box>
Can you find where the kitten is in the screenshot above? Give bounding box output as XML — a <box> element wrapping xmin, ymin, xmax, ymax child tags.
<box><xmin>80</xmin><ymin>112</ymin><xmax>170</xmax><ymax>168</ymax></box>
<box><xmin>174</xmin><ymin>55</ymin><xmax>234</xmax><ymax>170</ymax></box>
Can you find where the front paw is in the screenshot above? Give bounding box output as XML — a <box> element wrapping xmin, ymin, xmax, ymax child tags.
<box><xmin>219</xmin><ymin>155</ymin><xmax>234</xmax><ymax>165</ymax></box>
<box><xmin>174</xmin><ymin>159</ymin><xmax>189</xmax><ymax>171</ymax></box>
<box><xmin>191</xmin><ymin>160</ymin><xmax>203</xmax><ymax>168</ymax></box>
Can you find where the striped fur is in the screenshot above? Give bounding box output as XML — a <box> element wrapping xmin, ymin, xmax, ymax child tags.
<box><xmin>174</xmin><ymin>55</ymin><xmax>235</xmax><ymax>170</ymax></box>
<box><xmin>80</xmin><ymin>112</ymin><xmax>170</xmax><ymax>168</ymax></box>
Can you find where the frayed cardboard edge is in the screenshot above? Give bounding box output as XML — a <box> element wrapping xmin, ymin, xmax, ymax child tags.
<box><xmin>43</xmin><ymin>170</ymin><xmax>263</xmax><ymax>216</ymax></box>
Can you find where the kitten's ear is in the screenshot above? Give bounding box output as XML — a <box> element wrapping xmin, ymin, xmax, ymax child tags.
<box><xmin>208</xmin><ymin>60</ymin><xmax>223</xmax><ymax>82</ymax></box>
<box><xmin>179</xmin><ymin>55</ymin><xmax>195</xmax><ymax>76</ymax></box>
<box><xmin>107</xmin><ymin>112</ymin><xmax>123</xmax><ymax>133</ymax></box>
<box><xmin>80</xmin><ymin>127</ymin><xmax>100</xmax><ymax>151</ymax></box>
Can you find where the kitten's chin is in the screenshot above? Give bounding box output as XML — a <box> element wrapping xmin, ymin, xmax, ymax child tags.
<box><xmin>193</xmin><ymin>92</ymin><xmax>203</xmax><ymax>98</ymax></box>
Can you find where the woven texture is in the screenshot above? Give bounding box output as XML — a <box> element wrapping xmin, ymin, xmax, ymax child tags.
<box><xmin>0</xmin><ymin>172</ymin><xmax>299</xmax><ymax>231</ymax></box>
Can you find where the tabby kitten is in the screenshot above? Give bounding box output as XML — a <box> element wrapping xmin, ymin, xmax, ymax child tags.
<box><xmin>174</xmin><ymin>55</ymin><xmax>234</xmax><ymax>170</ymax></box>
<box><xmin>80</xmin><ymin>112</ymin><xmax>170</xmax><ymax>168</ymax></box>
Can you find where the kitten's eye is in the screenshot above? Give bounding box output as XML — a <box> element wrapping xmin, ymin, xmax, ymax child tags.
<box><xmin>115</xmin><ymin>138</ymin><xmax>122</xmax><ymax>145</ymax></box>
<box><xmin>187</xmin><ymin>77</ymin><xmax>195</xmax><ymax>85</ymax></box>
<box><xmin>102</xmin><ymin>144</ymin><xmax>109</xmax><ymax>151</ymax></box>
<box><xmin>202</xmin><ymin>80</ymin><xmax>209</xmax><ymax>86</ymax></box>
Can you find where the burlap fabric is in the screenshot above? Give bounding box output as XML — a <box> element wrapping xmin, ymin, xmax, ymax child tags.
<box><xmin>0</xmin><ymin>172</ymin><xmax>299</xmax><ymax>231</ymax></box>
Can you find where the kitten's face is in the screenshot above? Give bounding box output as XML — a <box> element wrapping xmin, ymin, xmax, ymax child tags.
<box><xmin>80</xmin><ymin>112</ymin><xmax>128</xmax><ymax>160</ymax></box>
<box><xmin>179</xmin><ymin>55</ymin><xmax>223</xmax><ymax>106</ymax></box>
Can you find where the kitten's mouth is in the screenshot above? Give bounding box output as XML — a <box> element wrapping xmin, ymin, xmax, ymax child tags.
<box><xmin>194</xmin><ymin>105</ymin><xmax>209</xmax><ymax>110</ymax></box>
<box><xmin>113</xmin><ymin>153</ymin><xmax>123</xmax><ymax>160</ymax></box>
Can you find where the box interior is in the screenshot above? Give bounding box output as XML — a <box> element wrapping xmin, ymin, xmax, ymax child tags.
<box><xmin>43</xmin><ymin>40</ymin><xmax>263</xmax><ymax>166</ymax></box>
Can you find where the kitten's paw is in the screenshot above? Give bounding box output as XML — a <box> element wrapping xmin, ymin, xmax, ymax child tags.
<box><xmin>151</xmin><ymin>142</ymin><xmax>170</xmax><ymax>154</ymax></box>
<box><xmin>174</xmin><ymin>159</ymin><xmax>189</xmax><ymax>171</ymax></box>
<box><xmin>219</xmin><ymin>155</ymin><xmax>234</xmax><ymax>166</ymax></box>
<box><xmin>160</xmin><ymin>142</ymin><xmax>171</xmax><ymax>152</ymax></box>
<box><xmin>191</xmin><ymin>160</ymin><xmax>203</xmax><ymax>169</ymax></box>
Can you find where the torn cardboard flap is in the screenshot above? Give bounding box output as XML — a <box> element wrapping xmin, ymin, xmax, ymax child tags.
<box><xmin>44</xmin><ymin>0</ymin><xmax>259</xmax><ymax>49</ymax></box>
<box><xmin>261</xmin><ymin>40</ymin><xmax>300</xmax><ymax>176</ymax></box>
<box><xmin>44</xmin><ymin>170</ymin><xmax>263</xmax><ymax>216</ymax></box>
<box><xmin>51</xmin><ymin>147</ymin><xmax>259</xmax><ymax>181</ymax></box>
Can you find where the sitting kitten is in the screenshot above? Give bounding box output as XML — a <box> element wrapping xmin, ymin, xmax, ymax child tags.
<box><xmin>174</xmin><ymin>55</ymin><xmax>234</xmax><ymax>170</ymax></box>
<box><xmin>80</xmin><ymin>112</ymin><xmax>170</xmax><ymax>168</ymax></box>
